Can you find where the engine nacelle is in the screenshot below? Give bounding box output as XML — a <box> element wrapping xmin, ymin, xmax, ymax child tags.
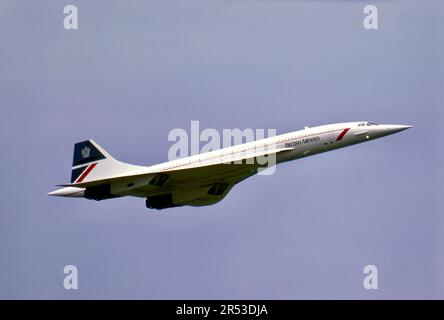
<box><xmin>146</xmin><ymin>193</ymin><xmax>182</xmax><ymax>210</ymax></box>
<box><xmin>85</xmin><ymin>184</ymin><xmax>120</xmax><ymax>201</ymax></box>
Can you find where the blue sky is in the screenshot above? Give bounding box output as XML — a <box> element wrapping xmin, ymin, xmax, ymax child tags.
<box><xmin>0</xmin><ymin>0</ymin><xmax>443</xmax><ymax>299</ymax></box>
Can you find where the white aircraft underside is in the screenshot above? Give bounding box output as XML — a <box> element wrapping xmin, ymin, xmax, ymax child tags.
<box><xmin>48</xmin><ymin>122</ymin><xmax>412</xmax><ymax>209</ymax></box>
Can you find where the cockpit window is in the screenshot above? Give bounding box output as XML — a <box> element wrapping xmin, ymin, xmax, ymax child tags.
<box><xmin>366</xmin><ymin>122</ymin><xmax>378</xmax><ymax>126</ymax></box>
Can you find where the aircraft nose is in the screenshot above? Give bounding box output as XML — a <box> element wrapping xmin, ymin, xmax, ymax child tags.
<box><xmin>386</xmin><ymin>124</ymin><xmax>413</xmax><ymax>134</ymax></box>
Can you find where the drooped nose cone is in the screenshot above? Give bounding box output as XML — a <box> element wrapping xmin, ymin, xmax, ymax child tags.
<box><xmin>368</xmin><ymin>124</ymin><xmax>413</xmax><ymax>139</ymax></box>
<box><xmin>386</xmin><ymin>125</ymin><xmax>413</xmax><ymax>134</ymax></box>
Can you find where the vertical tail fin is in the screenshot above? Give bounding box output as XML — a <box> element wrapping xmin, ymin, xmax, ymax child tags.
<box><xmin>70</xmin><ymin>140</ymin><xmax>140</xmax><ymax>184</ymax></box>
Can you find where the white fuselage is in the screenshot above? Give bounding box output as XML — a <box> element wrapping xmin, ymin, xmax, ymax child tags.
<box><xmin>48</xmin><ymin>121</ymin><xmax>412</xmax><ymax>200</ymax></box>
<box><xmin>145</xmin><ymin>122</ymin><xmax>411</xmax><ymax>173</ymax></box>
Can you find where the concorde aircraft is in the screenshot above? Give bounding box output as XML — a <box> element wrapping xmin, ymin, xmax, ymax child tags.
<box><xmin>48</xmin><ymin>122</ymin><xmax>412</xmax><ymax>209</ymax></box>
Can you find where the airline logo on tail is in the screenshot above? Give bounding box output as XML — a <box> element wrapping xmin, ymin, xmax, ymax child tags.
<box><xmin>81</xmin><ymin>146</ymin><xmax>91</xmax><ymax>158</ymax></box>
<box><xmin>71</xmin><ymin>141</ymin><xmax>105</xmax><ymax>183</ymax></box>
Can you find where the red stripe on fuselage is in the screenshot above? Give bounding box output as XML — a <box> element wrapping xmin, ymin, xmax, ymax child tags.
<box><xmin>75</xmin><ymin>163</ymin><xmax>97</xmax><ymax>183</ymax></box>
<box><xmin>336</xmin><ymin>128</ymin><xmax>350</xmax><ymax>141</ymax></box>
